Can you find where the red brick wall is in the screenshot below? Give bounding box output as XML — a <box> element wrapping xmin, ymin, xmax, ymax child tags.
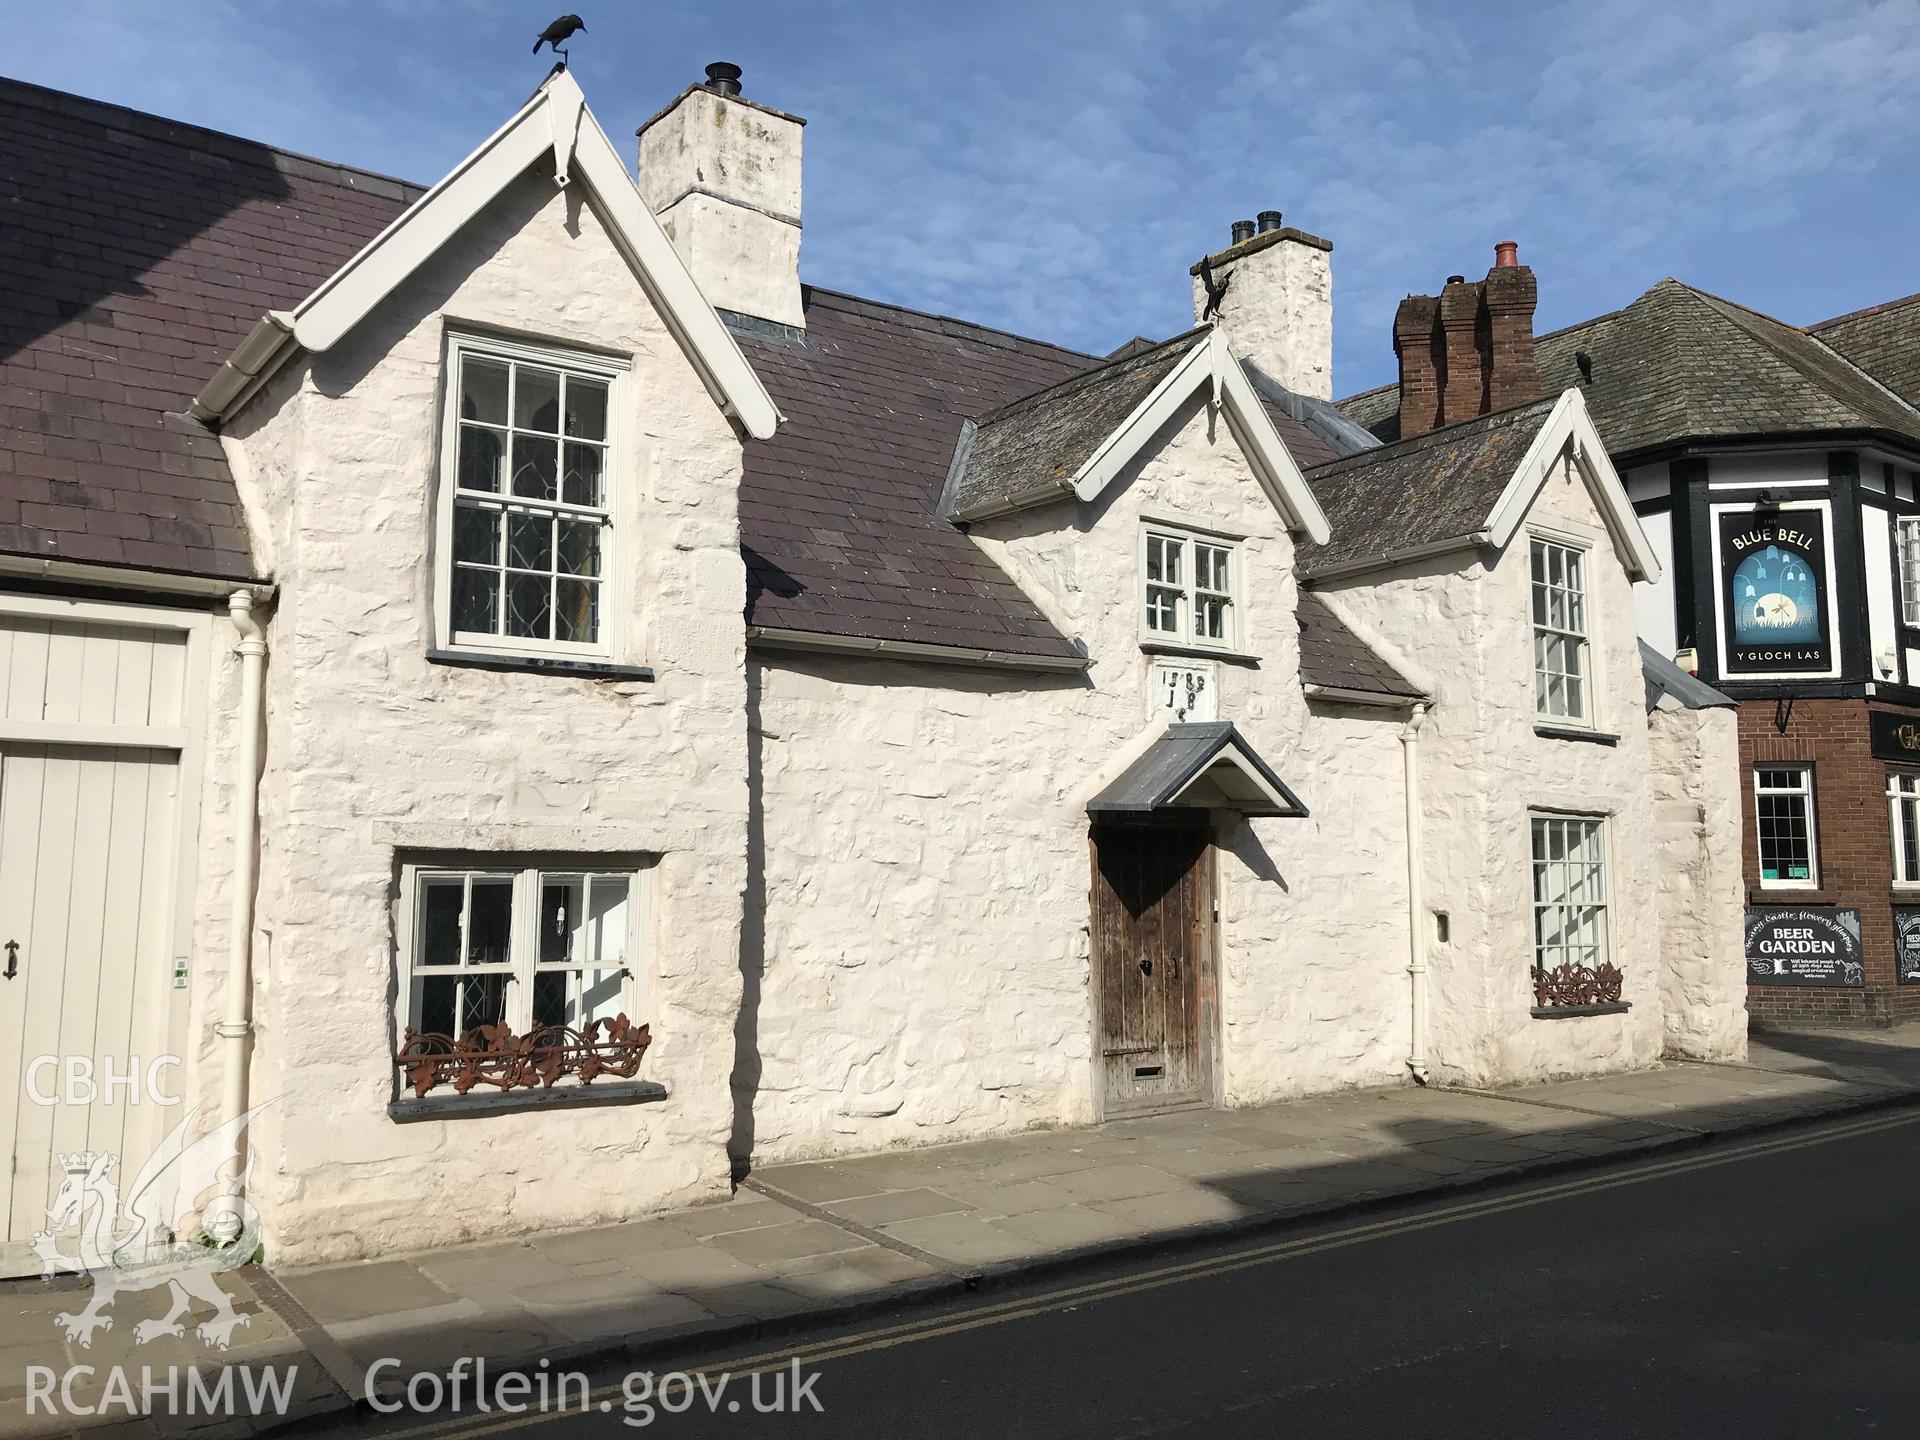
<box><xmin>1739</xmin><ymin>696</ymin><xmax>1920</xmax><ymax>1027</ymax></box>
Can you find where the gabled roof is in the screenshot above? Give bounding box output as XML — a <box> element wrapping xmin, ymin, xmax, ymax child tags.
<box><xmin>940</xmin><ymin>326</ymin><xmax>1332</xmax><ymax>544</ymax></box>
<box><xmin>0</xmin><ymin>77</ymin><xmax>421</xmax><ymax>580</ymax></box>
<box><xmin>1340</xmin><ymin>279</ymin><xmax>1920</xmax><ymax>460</ymax></box>
<box><xmin>944</xmin><ymin>330</ymin><xmax>1206</xmax><ymax>519</ymax></box>
<box><xmin>1302</xmin><ymin>388</ymin><xmax>1658</xmax><ymax>581</ymax></box>
<box><xmin>1810</xmin><ymin>292</ymin><xmax>1920</xmax><ymax>408</ymax></box>
<box><xmin>1087</xmin><ymin>722</ymin><xmax>1308</xmax><ymax>819</ymax></box>
<box><xmin>1296</xmin><ymin>592</ymin><xmax>1424</xmax><ymax>702</ymax></box>
<box><xmin>197</xmin><ymin>68</ymin><xmax>780</xmax><ymax>442</ymax></box>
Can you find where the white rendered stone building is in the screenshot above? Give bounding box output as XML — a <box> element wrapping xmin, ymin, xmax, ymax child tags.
<box><xmin>0</xmin><ymin>63</ymin><xmax>1743</xmax><ymax>1269</ymax></box>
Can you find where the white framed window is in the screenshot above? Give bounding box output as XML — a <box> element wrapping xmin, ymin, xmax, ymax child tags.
<box><xmin>1898</xmin><ymin>516</ymin><xmax>1920</xmax><ymax>627</ymax></box>
<box><xmin>1142</xmin><ymin>528</ymin><xmax>1239</xmax><ymax>650</ymax></box>
<box><xmin>396</xmin><ymin>859</ymin><xmax>646</xmax><ymax>1041</ymax></box>
<box><xmin>1754</xmin><ymin>765</ymin><xmax>1818</xmax><ymax>887</ymax></box>
<box><xmin>1531</xmin><ymin>537</ymin><xmax>1589</xmax><ymax>722</ymax></box>
<box><xmin>1890</xmin><ymin>772</ymin><xmax>1920</xmax><ymax>885</ymax></box>
<box><xmin>436</xmin><ymin>335</ymin><xmax>627</xmax><ymax>659</ymax></box>
<box><xmin>1530</xmin><ymin>814</ymin><xmax>1609</xmax><ymax>980</ymax></box>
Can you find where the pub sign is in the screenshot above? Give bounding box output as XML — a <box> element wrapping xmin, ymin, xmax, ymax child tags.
<box><xmin>1897</xmin><ymin>908</ymin><xmax>1920</xmax><ymax>986</ymax></box>
<box><xmin>1869</xmin><ymin>710</ymin><xmax>1920</xmax><ymax>763</ymax></box>
<box><xmin>1717</xmin><ymin>510</ymin><xmax>1832</xmax><ymax>677</ymax></box>
<box><xmin>1745</xmin><ymin>908</ymin><xmax>1863</xmax><ymax>987</ymax></box>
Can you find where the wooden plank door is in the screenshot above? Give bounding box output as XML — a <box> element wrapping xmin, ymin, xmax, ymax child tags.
<box><xmin>0</xmin><ymin>743</ymin><xmax>180</xmax><ymax>1276</ymax></box>
<box><xmin>1092</xmin><ymin>819</ymin><xmax>1211</xmax><ymax>1115</ymax></box>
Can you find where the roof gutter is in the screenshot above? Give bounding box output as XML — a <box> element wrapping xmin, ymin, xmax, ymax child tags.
<box><xmin>1299</xmin><ymin>530</ymin><xmax>1493</xmax><ymax>583</ymax></box>
<box><xmin>190</xmin><ymin>311</ymin><xmax>299</xmax><ymax>425</ymax></box>
<box><xmin>947</xmin><ymin>480</ymin><xmax>1075</xmax><ymax>525</ymax></box>
<box><xmin>0</xmin><ymin>553</ymin><xmax>275</xmax><ymax>603</ymax></box>
<box><xmin>1302</xmin><ymin>682</ymin><xmax>1428</xmax><ymax>709</ymax></box>
<box><xmin>747</xmin><ymin>625</ymin><xmax>1089</xmax><ymax>674</ymax></box>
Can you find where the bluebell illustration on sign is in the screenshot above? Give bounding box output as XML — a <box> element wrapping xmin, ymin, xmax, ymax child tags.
<box><xmin>1731</xmin><ymin>544</ymin><xmax>1821</xmax><ymax>645</ymax></box>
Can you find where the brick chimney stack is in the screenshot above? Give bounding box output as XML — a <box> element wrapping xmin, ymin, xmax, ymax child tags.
<box><xmin>1391</xmin><ymin>296</ymin><xmax>1441</xmax><ymax>438</ymax></box>
<box><xmin>1438</xmin><ymin>275</ymin><xmax>1486</xmax><ymax>423</ymax></box>
<box><xmin>1393</xmin><ymin>243</ymin><xmax>1541</xmax><ymax>439</ymax></box>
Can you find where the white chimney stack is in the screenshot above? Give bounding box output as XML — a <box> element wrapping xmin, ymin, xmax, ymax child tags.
<box><xmin>1190</xmin><ymin>212</ymin><xmax>1333</xmax><ymax>400</ymax></box>
<box><xmin>638</xmin><ymin>62</ymin><xmax>805</xmax><ymax>329</ymax></box>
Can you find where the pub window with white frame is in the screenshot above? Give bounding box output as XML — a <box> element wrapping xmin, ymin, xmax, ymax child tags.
<box><xmin>1890</xmin><ymin>772</ymin><xmax>1920</xmax><ymax>884</ymax></box>
<box><xmin>1531</xmin><ymin>814</ymin><xmax>1609</xmax><ymax>983</ymax></box>
<box><xmin>438</xmin><ymin>336</ymin><xmax>626</xmax><ymax>659</ymax></box>
<box><xmin>1897</xmin><ymin>516</ymin><xmax>1920</xmax><ymax>627</ymax></box>
<box><xmin>396</xmin><ymin>860</ymin><xmax>644</xmax><ymax>1043</ymax></box>
<box><xmin>1754</xmin><ymin>765</ymin><xmax>1818</xmax><ymax>887</ymax></box>
<box><xmin>1142</xmin><ymin>528</ymin><xmax>1239</xmax><ymax>650</ymax></box>
<box><xmin>1531</xmin><ymin>537</ymin><xmax>1589</xmax><ymax>722</ymax></box>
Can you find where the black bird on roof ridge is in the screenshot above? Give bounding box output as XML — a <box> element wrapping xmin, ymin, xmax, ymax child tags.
<box><xmin>534</xmin><ymin>14</ymin><xmax>586</xmax><ymax>56</ymax></box>
<box><xmin>1198</xmin><ymin>256</ymin><xmax>1232</xmax><ymax>323</ymax></box>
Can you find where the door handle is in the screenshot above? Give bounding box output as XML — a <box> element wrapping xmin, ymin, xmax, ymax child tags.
<box><xmin>3</xmin><ymin>940</ymin><xmax>17</xmax><ymax>980</ymax></box>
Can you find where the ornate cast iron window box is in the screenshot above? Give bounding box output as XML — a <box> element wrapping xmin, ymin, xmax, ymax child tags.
<box><xmin>1531</xmin><ymin>960</ymin><xmax>1626</xmax><ymax>1014</ymax></box>
<box><xmin>390</xmin><ymin>1078</ymin><xmax>667</xmax><ymax>1121</ymax></box>
<box><xmin>392</xmin><ymin>1016</ymin><xmax>655</xmax><ymax>1118</ymax></box>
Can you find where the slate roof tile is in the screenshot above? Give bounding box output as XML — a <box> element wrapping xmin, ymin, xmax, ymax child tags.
<box><xmin>1296</xmin><ymin>591</ymin><xmax>1422</xmax><ymax>699</ymax></box>
<box><xmin>1809</xmin><ymin>292</ymin><xmax>1920</xmax><ymax>408</ymax></box>
<box><xmin>0</xmin><ymin>76</ymin><xmax>422</xmax><ymax>581</ymax></box>
<box><xmin>1300</xmin><ymin>398</ymin><xmax>1556</xmax><ymax>575</ymax></box>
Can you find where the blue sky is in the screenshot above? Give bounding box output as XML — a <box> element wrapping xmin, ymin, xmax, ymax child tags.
<box><xmin>11</xmin><ymin>1</ymin><xmax>1920</xmax><ymax>393</ymax></box>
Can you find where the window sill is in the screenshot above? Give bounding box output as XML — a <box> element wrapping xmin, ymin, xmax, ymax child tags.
<box><xmin>1530</xmin><ymin>1002</ymin><xmax>1632</xmax><ymax>1020</ymax></box>
<box><xmin>1533</xmin><ymin>723</ymin><xmax>1619</xmax><ymax>746</ymax></box>
<box><xmin>389</xmin><ymin>1079</ymin><xmax>668</xmax><ymax>1122</ymax></box>
<box><xmin>1140</xmin><ymin>640</ymin><xmax>1260</xmax><ymax>667</ymax></box>
<box><xmin>427</xmin><ymin>648</ymin><xmax>655</xmax><ymax>682</ymax></box>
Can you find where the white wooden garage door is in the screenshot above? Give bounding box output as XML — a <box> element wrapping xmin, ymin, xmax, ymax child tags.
<box><xmin>0</xmin><ymin>612</ymin><xmax>201</xmax><ymax>1277</ymax></box>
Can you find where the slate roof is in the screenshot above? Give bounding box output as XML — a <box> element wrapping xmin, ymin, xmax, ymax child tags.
<box><xmin>1087</xmin><ymin>722</ymin><xmax>1307</xmax><ymax>819</ymax></box>
<box><xmin>937</xmin><ymin>329</ymin><xmax>1347</xmax><ymax>525</ymax></box>
<box><xmin>1809</xmin><ymin>292</ymin><xmax>1920</xmax><ymax>407</ymax></box>
<box><xmin>1298</xmin><ymin>397</ymin><xmax>1556</xmax><ymax>576</ymax></box>
<box><xmin>2</xmin><ymin>79</ymin><xmax>1343</xmax><ymax>662</ymax></box>
<box><xmin>943</xmin><ymin>330</ymin><xmax>1206</xmax><ymax>520</ymax></box>
<box><xmin>0</xmin><ymin>77</ymin><xmax>421</xmax><ymax>580</ymax></box>
<box><xmin>1296</xmin><ymin>591</ymin><xmax>1423</xmax><ymax>699</ymax></box>
<box><xmin>1639</xmin><ymin>640</ymin><xmax>1734</xmax><ymax>714</ymax></box>
<box><xmin>733</xmin><ymin>291</ymin><xmax>1094</xmax><ymax>657</ymax></box>
<box><xmin>1339</xmin><ymin>279</ymin><xmax>1920</xmax><ymax>460</ymax></box>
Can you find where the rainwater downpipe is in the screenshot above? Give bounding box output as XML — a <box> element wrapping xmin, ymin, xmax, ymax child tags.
<box><xmin>1401</xmin><ymin>701</ymin><xmax>1430</xmax><ymax>1084</ymax></box>
<box><xmin>218</xmin><ymin>591</ymin><xmax>267</xmax><ymax>1208</ymax></box>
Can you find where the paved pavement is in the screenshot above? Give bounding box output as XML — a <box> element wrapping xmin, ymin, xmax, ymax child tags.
<box><xmin>7</xmin><ymin>1025</ymin><xmax>1920</xmax><ymax>1436</ymax></box>
<box><xmin>462</xmin><ymin>1096</ymin><xmax>1920</xmax><ymax>1439</ymax></box>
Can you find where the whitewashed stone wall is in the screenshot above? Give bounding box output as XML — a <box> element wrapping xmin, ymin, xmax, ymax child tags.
<box><xmin>1191</xmin><ymin>233</ymin><xmax>1334</xmax><ymax>401</ymax></box>
<box><xmin>1649</xmin><ymin>698</ymin><xmax>1748</xmax><ymax>1060</ymax></box>
<box><xmin>222</xmin><ymin>166</ymin><xmax>749</xmax><ymax>1265</ymax></box>
<box><xmin>746</xmin><ymin>396</ymin><xmax>1414</xmax><ymax>1163</ymax></box>
<box><xmin>1322</xmin><ymin>443</ymin><xmax>1671</xmax><ymax>1087</ymax></box>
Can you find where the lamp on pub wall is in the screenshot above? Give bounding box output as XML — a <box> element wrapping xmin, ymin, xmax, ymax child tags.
<box><xmin>1755</xmin><ymin>488</ymin><xmax>1781</xmax><ymax>513</ymax></box>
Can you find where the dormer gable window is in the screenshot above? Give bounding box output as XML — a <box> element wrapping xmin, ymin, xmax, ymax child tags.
<box><xmin>1142</xmin><ymin>526</ymin><xmax>1240</xmax><ymax>652</ymax></box>
<box><xmin>435</xmin><ymin>334</ymin><xmax>628</xmax><ymax>661</ymax></box>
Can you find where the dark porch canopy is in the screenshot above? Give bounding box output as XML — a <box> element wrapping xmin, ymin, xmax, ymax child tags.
<box><xmin>1088</xmin><ymin>722</ymin><xmax>1308</xmax><ymax>820</ymax></box>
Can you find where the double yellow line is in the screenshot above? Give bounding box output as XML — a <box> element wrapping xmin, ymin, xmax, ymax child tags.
<box><xmin>385</xmin><ymin>1106</ymin><xmax>1920</xmax><ymax>1439</ymax></box>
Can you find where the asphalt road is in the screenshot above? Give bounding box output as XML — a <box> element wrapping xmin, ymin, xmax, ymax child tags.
<box><xmin>332</xmin><ymin>1108</ymin><xmax>1920</xmax><ymax>1440</ymax></box>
